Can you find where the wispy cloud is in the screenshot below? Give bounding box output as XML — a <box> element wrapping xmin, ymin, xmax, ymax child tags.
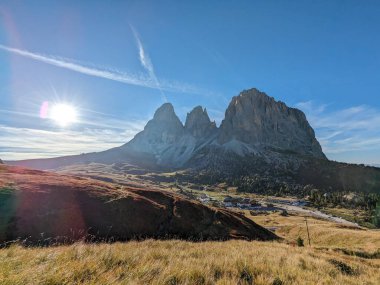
<box><xmin>130</xmin><ymin>26</ymin><xmax>154</xmax><ymax>76</ymax></box>
<box><xmin>0</xmin><ymin>44</ymin><xmax>203</xmax><ymax>95</ymax></box>
<box><xmin>296</xmin><ymin>101</ymin><xmax>380</xmax><ymax>160</ymax></box>
<box><xmin>0</xmin><ymin>107</ymin><xmax>146</xmax><ymax>160</ymax></box>
<box><xmin>0</xmin><ymin>125</ymin><xmax>137</xmax><ymax>160</ymax></box>
<box><xmin>130</xmin><ymin>25</ymin><xmax>167</xmax><ymax>101</ymax></box>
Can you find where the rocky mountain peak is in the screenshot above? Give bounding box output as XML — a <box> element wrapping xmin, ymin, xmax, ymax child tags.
<box><xmin>218</xmin><ymin>88</ymin><xmax>326</xmax><ymax>159</ymax></box>
<box><xmin>124</xmin><ymin>103</ymin><xmax>184</xmax><ymax>156</ymax></box>
<box><xmin>185</xmin><ymin>106</ymin><xmax>217</xmax><ymax>138</ymax></box>
<box><xmin>153</xmin><ymin>103</ymin><xmax>178</xmax><ymax>121</ymax></box>
<box><xmin>144</xmin><ymin>103</ymin><xmax>183</xmax><ymax>131</ymax></box>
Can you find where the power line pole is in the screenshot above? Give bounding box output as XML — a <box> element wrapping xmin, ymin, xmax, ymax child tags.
<box><xmin>304</xmin><ymin>217</ymin><xmax>311</xmax><ymax>246</ymax></box>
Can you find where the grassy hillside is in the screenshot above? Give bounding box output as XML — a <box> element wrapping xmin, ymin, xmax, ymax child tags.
<box><xmin>0</xmin><ymin>165</ymin><xmax>277</xmax><ymax>243</ymax></box>
<box><xmin>1</xmin><ymin>164</ymin><xmax>379</xmax><ymax>284</ymax></box>
<box><xmin>252</xmin><ymin>212</ymin><xmax>380</xmax><ymax>251</ymax></box>
<box><xmin>1</xmin><ymin>212</ymin><xmax>379</xmax><ymax>285</ymax></box>
<box><xmin>1</xmin><ymin>239</ymin><xmax>379</xmax><ymax>285</ymax></box>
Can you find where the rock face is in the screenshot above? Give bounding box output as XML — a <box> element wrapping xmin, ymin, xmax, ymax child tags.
<box><xmin>0</xmin><ymin>165</ymin><xmax>278</xmax><ymax>243</ymax></box>
<box><xmin>127</xmin><ymin>103</ymin><xmax>184</xmax><ymax>153</ymax></box>
<box><xmin>185</xmin><ymin>106</ymin><xmax>217</xmax><ymax>138</ymax></box>
<box><xmin>121</xmin><ymin>104</ymin><xmax>219</xmax><ymax>167</ymax></box>
<box><xmin>124</xmin><ymin>103</ymin><xmax>192</xmax><ymax>167</ymax></box>
<box><xmin>218</xmin><ymin>89</ymin><xmax>325</xmax><ymax>159</ymax></box>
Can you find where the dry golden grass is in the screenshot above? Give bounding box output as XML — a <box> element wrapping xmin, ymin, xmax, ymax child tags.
<box><xmin>1</xmin><ymin>212</ymin><xmax>379</xmax><ymax>285</ymax></box>
<box><xmin>251</xmin><ymin>212</ymin><xmax>380</xmax><ymax>251</ymax></box>
<box><xmin>1</xmin><ymin>239</ymin><xmax>379</xmax><ymax>285</ymax></box>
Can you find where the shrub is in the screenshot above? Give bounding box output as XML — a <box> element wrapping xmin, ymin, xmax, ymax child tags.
<box><xmin>296</xmin><ymin>236</ymin><xmax>304</xmax><ymax>247</ymax></box>
<box><xmin>272</xmin><ymin>277</ymin><xmax>284</xmax><ymax>285</ymax></box>
<box><xmin>188</xmin><ymin>271</ymin><xmax>206</xmax><ymax>285</ymax></box>
<box><xmin>238</xmin><ymin>264</ymin><xmax>254</xmax><ymax>285</ymax></box>
<box><xmin>165</xmin><ymin>275</ymin><xmax>181</xmax><ymax>285</ymax></box>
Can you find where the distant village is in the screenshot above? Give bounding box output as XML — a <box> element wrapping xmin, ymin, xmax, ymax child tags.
<box><xmin>197</xmin><ymin>193</ymin><xmax>308</xmax><ymax>211</ymax></box>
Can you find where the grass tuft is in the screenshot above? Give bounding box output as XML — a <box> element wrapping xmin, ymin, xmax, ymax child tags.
<box><xmin>237</xmin><ymin>263</ymin><xmax>255</xmax><ymax>285</ymax></box>
<box><xmin>328</xmin><ymin>259</ymin><xmax>357</xmax><ymax>276</ymax></box>
<box><xmin>272</xmin><ymin>277</ymin><xmax>284</xmax><ymax>285</ymax></box>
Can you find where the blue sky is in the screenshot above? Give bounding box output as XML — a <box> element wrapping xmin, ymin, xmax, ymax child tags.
<box><xmin>0</xmin><ymin>0</ymin><xmax>380</xmax><ymax>164</ymax></box>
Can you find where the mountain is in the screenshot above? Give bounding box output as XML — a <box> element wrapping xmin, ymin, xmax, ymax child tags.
<box><xmin>217</xmin><ymin>89</ymin><xmax>325</xmax><ymax>159</ymax></box>
<box><xmin>118</xmin><ymin>88</ymin><xmax>325</xmax><ymax>167</ymax></box>
<box><xmin>9</xmin><ymin>88</ymin><xmax>324</xmax><ymax>169</ymax></box>
<box><xmin>8</xmin><ymin>88</ymin><xmax>380</xmax><ymax>193</ymax></box>
<box><xmin>185</xmin><ymin>106</ymin><xmax>217</xmax><ymax>138</ymax></box>
<box><xmin>0</xmin><ymin>164</ymin><xmax>278</xmax><ymax>243</ymax></box>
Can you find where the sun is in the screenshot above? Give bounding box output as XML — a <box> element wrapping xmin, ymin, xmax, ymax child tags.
<box><xmin>49</xmin><ymin>103</ymin><xmax>78</xmax><ymax>127</ymax></box>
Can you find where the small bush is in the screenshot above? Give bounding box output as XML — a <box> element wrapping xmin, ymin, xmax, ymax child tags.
<box><xmin>272</xmin><ymin>277</ymin><xmax>284</xmax><ymax>285</ymax></box>
<box><xmin>165</xmin><ymin>275</ymin><xmax>181</xmax><ymax>285</ymax></box>
<box><xmin>238</xmin><ymin>264</ymin><xmax>254</xmax><ymax>285</ymax></box>
<box><xmin>188</xmin><ymin>271</ymin><xmax>206</xmax><ymax>285</ymax></box>
<box><xmin>211</xmin><ymin>265</ymin><xmax>223</xmax><ymax>280</ymax></box>
<box><xmin>296</xmin><ymin>236</ymin><xmax>304</xmax><ymax>247</ymax></box>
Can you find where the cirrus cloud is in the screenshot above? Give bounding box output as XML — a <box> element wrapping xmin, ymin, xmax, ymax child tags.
<box><xmin>296</xmin><ymin>101</ymin><xmax>380</xmax><ymax>164</ymax></box>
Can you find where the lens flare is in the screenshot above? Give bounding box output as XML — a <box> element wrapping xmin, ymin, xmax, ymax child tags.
<box><xmin>49</xmin><ymin>103</ymin><xmax>78</xmax><ymax>127</ymax></box>
<box><xmin>39</xmin><ymin>101</ymin><xmax>49</xmax><ymax>119</ymax></box>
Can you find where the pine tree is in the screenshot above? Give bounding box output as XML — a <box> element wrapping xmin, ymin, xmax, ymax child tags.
<box><xmin>373</xmin><ymin>202</ymin><xmax>380</xmax><ymax>228</ymax></box>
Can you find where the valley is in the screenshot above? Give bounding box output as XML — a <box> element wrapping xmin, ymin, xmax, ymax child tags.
<box><xmin>1</xmin><ymin>160</ymin><xmax>379</xmax><ymax>284</ymax></box>
<box><xmin>55</xmin><ymin>162</ymin><xmax>377</xmax><ymax>229</ymax></box>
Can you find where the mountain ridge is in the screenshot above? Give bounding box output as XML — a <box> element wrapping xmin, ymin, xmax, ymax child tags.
<box><xmin>7</xmin><ymin>88</ymin><xmax>380</xmax><ymax>194</ymax></box>
<box><xmin>119</xmin><ymin>87</ymin><xmax>326</xmax><ymax>167</ymax></box>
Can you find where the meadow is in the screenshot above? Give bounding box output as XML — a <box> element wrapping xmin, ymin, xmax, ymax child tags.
<box><xmin>1</xmin><ymin>212</ymin><xmax>379</xmax><ymax>285</ymax></box>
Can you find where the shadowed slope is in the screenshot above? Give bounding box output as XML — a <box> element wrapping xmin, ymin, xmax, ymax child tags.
<box><xmin>0</xmin><ymin>165</ymin><xmax>277</xmax><ymax>243</ymax></box>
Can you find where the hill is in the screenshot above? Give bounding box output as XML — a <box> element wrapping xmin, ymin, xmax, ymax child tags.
<box><xmin>0</xmin><ymin>164</ymin><xmax>277</xmax><ymax>243</ymax></box>
<box><xmin>1</xmin><ymin>212</ymin><xmax>379</xmax><ymax>285</ymax></box>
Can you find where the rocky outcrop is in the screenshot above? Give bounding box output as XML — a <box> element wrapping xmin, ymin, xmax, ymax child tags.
<box><xmin>121</xmin><ymin>104</ymin><xmax>218</xmax><ymax>167</ymax></box>
<box><xmin>185</xmin><ymin>106</ymin><xmax>217</xmax><ymax>138</ymax></box>
<box><xmin>121</xmin><ymin>103</ymin><xmax>188</xmax><ymax>166</ymax></box>
<box><xmin>218</xmin><ymin>88</ymin><xmax>325</xmax><ymax>159</ymax></box>
<box><xmin>127</xmin><ymin>103</ymin><xmax>184</xmax><ymax>150</ymax></box>
<box><xmin>0</xmin><ymin>165</ymin><xmax>278</xmax><ymax>243</ymax></box>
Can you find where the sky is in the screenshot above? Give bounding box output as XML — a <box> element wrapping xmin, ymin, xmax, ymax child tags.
<box><xmin>0</xmin><ymin>0</ymin><xmax>380</xmax><ymax>164</ymax></box>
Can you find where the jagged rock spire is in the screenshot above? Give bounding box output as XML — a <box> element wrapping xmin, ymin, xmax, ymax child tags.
<box><xmin>185</xmin><ymin>106</ymin><xmax>216</xmax><ymax>138</ymax></box>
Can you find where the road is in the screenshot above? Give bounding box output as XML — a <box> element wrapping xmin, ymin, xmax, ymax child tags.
<box><xmin>273</xmin><ymin>203</ymin><xmax>360</xmax><ymax>227</ymax></box>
